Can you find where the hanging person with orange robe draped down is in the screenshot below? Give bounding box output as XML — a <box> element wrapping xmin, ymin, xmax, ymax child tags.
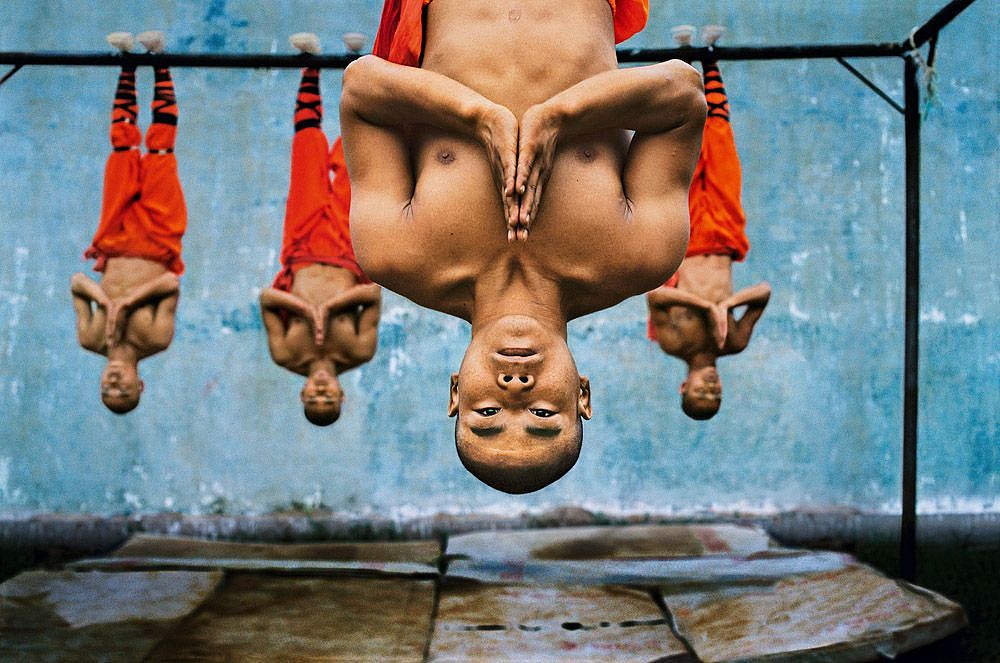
<box><xmin>258</xmin><ymin>34</ymin><xmax>381</xmax><ymax>427</ymax></box>
<box><xmin>71</xmin><ymin>31</ymin><xmax>187</xmax><ymax>415</ymax></box>
<box><xmin>646</xmin><ymin>26</ymin><xmax>771</xmax><ymax>421</ymax></box>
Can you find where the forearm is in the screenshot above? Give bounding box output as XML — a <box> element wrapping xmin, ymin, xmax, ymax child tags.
<box><xmin>341</xmin><ymin>55</ymin><xmax>500</xmax><ymax>142</ymax></box>
<box><xmin>120</xmin><ymin>273</ymin><xmax>180</xmax><ymax>309</ymax></box>
<box><xmin>70</xmin><ymin>272</ymin><xmax>109</xmax><ymax>307</ymax></box>
<box><xmin>75</xmin><ymin>309</ymin><xmax>106</xmax><ymax>353</ymax></box>
<box><xmin>724</xmin><ymin>282</ymin><xmax>772</xmax><ymax>310</ymax></box>
<box><xmin>647</xmin><ymin>286</ymin><xmax>713</xmax><ymax>312</ymax></box>
<box><xmin>320</xmin><ymin>284</ymin><xmax>382</xmax><ymax>316</ymax></box>
<box><xmin>540</xmin><ymin>60</ymin><xmax>705</xmax><ymax>137</ymax></box>
<box><xmin>260</xmin><ymin>288</ymin><xmax>312</xmax><ymax>319</ymax></box>
<box><xmin>147</xmin><ymin>294</ymin><xmax>179</xmax><ymax>349</ymax></box>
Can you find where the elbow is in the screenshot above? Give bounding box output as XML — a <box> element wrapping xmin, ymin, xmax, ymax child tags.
<box><xmin>659</xmin><ymin>60</ymin><xmax>707</xmax><ymax>123</ymax></box>
<box><xmin>69</xmin><ymin>272</ymin><xmax>89</xmax><ymax>294</ymax></box>
<box><xmin>663</xmin><ymin>59</ymin><xmax>703</xmax><ymax>94</ymax></box>
<box><xmin>341</xmin><ymin>55</ymin><xmax>380</xmax><ymax>115</ymax></box>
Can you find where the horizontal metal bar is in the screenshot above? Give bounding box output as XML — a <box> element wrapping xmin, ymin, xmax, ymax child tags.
<box><xmin>618</xmin><ymin>42</ymin><xmax>906</xmax><ymax>63</ymax></box>
<box><xmin>0</xmin><ymin>51</ymin><xmax>361</xmax><ymax>69</ymax></box>
<box><xmin>0</xmin><ymin>42</ymin><xmax>909</xmax><ymax>71</ymax></box>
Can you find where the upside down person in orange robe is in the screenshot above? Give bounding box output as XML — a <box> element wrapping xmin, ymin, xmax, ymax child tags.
<box><xmin>71</xmin><ymin>55</ymin><xmax>186</xmax><ymax>414</ymax></box>
<box><xmin>646</xmin><ymin>56</ymin><xmax>771</xmax><ymax>420</ymax></box>
<box><xmin>259</xmin><ymin>47</ymin><xmax>381</xmax><ymax>427</ymax></box>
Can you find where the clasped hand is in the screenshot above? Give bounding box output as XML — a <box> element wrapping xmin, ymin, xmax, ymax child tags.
<box><xmin>480</xmin><ymin>102</ymin><xmax>560</xmax><ymax>242</ymax></box>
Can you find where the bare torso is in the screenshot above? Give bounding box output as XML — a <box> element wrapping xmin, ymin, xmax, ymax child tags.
<box><xmin>357</xmin><ymin>0</ymin><xmax>685</xmax><ymax>322</ymax></box>
<box><xmin>648</xmin><ymin>254</ymin><xmax>770</xmax><ymax>360</ymax></box>
<box><xmin>277</xmin><ymin>264</ymin><xmax>375</xmax><ymax>376</ymax></box>
<box><xmin>675</xmin><ymin>255</ymin><xmax>733</xmax><ymax>302</ymax></box>
<box><xmin>100</xmin><ymin>257</ymin><xmax>170</xmax><ymax>298</ymax></box>
<box><xmin>649</xmin><ymin>255</ymin><xmax>736</xmax><ymax>358</ymax></box>
<box><xmin>97</xmin><ymin>257</ymin><xmax>177</xmax><ymax>359</ymax></box>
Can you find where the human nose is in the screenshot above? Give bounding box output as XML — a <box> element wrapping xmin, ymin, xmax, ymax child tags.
<box><xmin>497</xmin><ymin>372</ymin><xmax>535</xmax><ymax>392</ymax></box>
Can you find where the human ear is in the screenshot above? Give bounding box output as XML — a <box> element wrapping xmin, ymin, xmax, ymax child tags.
<box><xmin>447</xmin><ymin>373</ymin><xmax>459</xmax><ymax>417</ymax></box>
<box><xmin>577</xmin><ymin>376</ymin><xmax>592</xmax><ymax>420</ymax></box>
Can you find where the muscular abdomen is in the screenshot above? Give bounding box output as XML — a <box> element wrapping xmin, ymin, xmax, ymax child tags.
<box><xmin>422</xmin><ymin>0</ymin><xmax>618</xmax><ymax>116</ymax></box>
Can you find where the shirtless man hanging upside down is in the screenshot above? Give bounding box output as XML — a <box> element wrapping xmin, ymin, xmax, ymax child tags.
<box><xmin>341</xmin><ymin>0</ymin><xmax>705</xmax><ymax>492</ymax></box>
<box><xmin>646</xmin><ymin>35</ymin><xmax>771</xmax><ymax>421</ymax></box>
<box><xmin>72</xmin><ymin>31</ymin><xmax>185</xmax><ymax>414</ymax></box>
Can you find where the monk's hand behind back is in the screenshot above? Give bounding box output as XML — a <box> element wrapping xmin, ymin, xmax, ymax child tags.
<box><xmin>515</xmin><ymin>102</ymin><xmax>560</xmax><ymax>241</ymax></box>
<box><xmin>474</xmin><ymin>102</ymin><xmax>519</xmax><ymax>241</ymax></box>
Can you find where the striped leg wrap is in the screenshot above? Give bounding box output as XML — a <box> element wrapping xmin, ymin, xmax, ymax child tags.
<box><xmin>294</xmin><ymin>68</ymin><xmax>323</xmax><ymax>132</ymax></box>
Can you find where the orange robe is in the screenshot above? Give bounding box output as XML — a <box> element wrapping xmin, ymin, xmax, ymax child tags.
<box><xmin>373</xmin><ymin>0</ymin><xmax>649</xmax><ymax>66</ymax></box>
<box><xmin>86</xmin><ymin>121</ymin><xmax>186</xmax><ymax>275</ymax></box>
<box><xmin>272</xmin><ymin>132</ymin><xmax>370</xmax><ymax>291</ymax></box>
<box><xmin>686</xmin><ymin>114</ymin><xmax>749</xmax><ymax>263</ymax></box>
<box><xmin>647</xmin><ymin>65</ymin><xmax>750</xmax><ymax>340</ymax></box>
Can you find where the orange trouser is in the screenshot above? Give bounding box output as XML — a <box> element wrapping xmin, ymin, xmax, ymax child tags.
<box><xmin>372</xmin><ymin>0</ymin><xmax>648</xmax><ymax>65</ymax></box>
<box><xmin>272</xmin><ymin>68</ymin><xmax>369</xmax><ymax>292</ymax></box>
<box><xmin>686</xmin><ymin>61</ymin><xmax>749</xmax><ymax>264</ymax></box>
<box><xmin>86</xmin><ymin>67</ymin><xmax>186</xmax><ymax>275</ymax></box>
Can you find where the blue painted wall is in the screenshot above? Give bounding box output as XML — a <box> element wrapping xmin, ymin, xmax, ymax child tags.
<box><xmin>0</xmin><ymin>1</ymin><xmax>996</xmax><ymax>516</ymax></box>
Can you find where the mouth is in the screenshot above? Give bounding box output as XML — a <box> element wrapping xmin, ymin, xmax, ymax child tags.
<box><xmin>498</xmin><ymin>348</ymin><xmax>537</xmax><ymax>357</ymax></box>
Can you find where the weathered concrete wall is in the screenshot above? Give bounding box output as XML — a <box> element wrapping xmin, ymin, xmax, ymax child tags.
<box><xmin>0</xmin><ymin>1</ymin><xmax>996</xmax><ymax>516</ymax></box>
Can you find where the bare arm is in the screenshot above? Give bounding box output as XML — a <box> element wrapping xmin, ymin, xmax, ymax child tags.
<box><xmin>646</xmin><ymin>290</ymin><xmax>701</xmax><ymax>358</ymax></box>
<box><xmin>258</xmin><ymin>289</ymin><xmax>308</xmax><ymax>367</ymax></box>
<box><xmin>138</xmin><ymin>291</ymin><xmax>179</xmax><ymax>354</ymax></box>
<box><xmin>340</xmin><ymin>55</ymin><xmax>519</xmax><ymax>243</ymax></box>
<box><xmin>722</xmin><ymin>282</ymin><xmax>771</xmax><ymax>354</ymax></box>
<box><xmin>118</xmin><ymin>272</ymin><xmax>180</xmax><ymax>310</ymax></box>
<box><xmin>346</xmin><ymin>295</ymin><xmax>381</xmax><ymax>366</ymax></box>
<box><xmin>647</xmin><ymin>286</ymin><xmax>727</xmax><ymax>349</ymax></box>
<box><xmin>259</xmin><ymin>287</ymin><xmax>314</xmax><ymax>320</ymax></box>
<box><xmin>316</xmin><ymin>283</ymin><xmax>382</xmax><ymax>345</ymax></box>
<box><xmin>516</xmin><ymin>60</ymin><xmax>706</xmax><ymax>230</ymax></box>
<box><xmin>646</xmin><ymin>285</ymin><xmax>715</xmax><ymax>312</ymax></box>
<box><xmin>107</xmin><ymin>273</ymin><xmax>180</xmax><ymax>345</ymax></box>
<box><xmin>70</xmin><ymin>272</ymin><xmax>110</xmax><ymax>354</ymax></box>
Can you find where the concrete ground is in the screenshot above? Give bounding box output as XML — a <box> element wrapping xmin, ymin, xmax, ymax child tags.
<box><xmin>0</xmin><ymin>523</ymin><xmax>971</xmax><ymax>661</ymax></box>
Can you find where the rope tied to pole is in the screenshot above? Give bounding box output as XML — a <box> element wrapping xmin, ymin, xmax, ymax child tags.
<box><xmin>906</xmin><ymin>27</ymin><xmax>940</xmax><ymax>119</ymax></box>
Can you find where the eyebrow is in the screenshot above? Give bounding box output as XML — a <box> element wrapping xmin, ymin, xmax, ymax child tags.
<box><xmin>525</xmin><ymin>425</ymin><xmax>563</xmax><ymax>438</ymax></box>
<box><xmin>469</xmin><ymin>425</ymin><xmax>504</xmax><ymax>437</ymax></box>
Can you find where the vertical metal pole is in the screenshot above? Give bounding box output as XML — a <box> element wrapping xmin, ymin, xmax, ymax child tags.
<box><xmin>901</xmin><ymin>54</ymin><xmax>920</xmax><ymax>582</ymax></box>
